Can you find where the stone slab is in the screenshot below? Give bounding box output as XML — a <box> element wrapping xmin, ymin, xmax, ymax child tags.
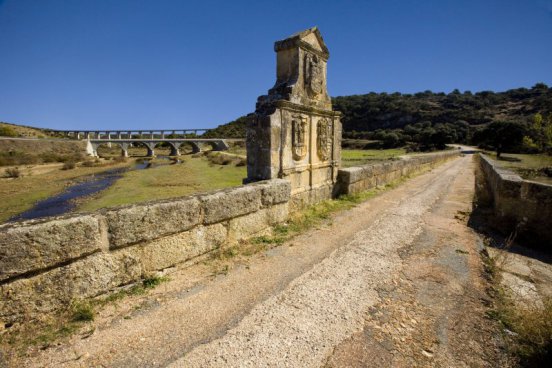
<box><xmin>105</xmin><ymin>197</ymin><xmax>201</xmax><ymax>248</ymax></box>
<box><xmin>200</xmin><ymin>186</ymin><xmax>262</xmax><ymax>224</ymax></box>
<box><xmin>0</xmin><ymin>250</ymin><xmax>143</xmax><ymax>324</ymax></box>
<box><xmin>228</xmin><ymin>203</ymin><xmax>289</xmax><ymax>242</ymax></box>
<box><xmin>253</xmin><ymin>179</ymin><xmax>291</xmax><ymax>206</ymax></box>
<box><xmin>139</xmin><ymin>224</ymin><xmax>228</xmax><ymax>272</ymax></box>
<box><xmin>0</xmin><ymin>215</ymin><xmax>104</xmax><ymax>282</ymax></box>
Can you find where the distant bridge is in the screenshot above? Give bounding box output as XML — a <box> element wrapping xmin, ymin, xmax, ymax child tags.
<box><xmin>88</xmin><ymin>138</ymin><xmax>230</xmax><ymax>157</ymax></box>
<box><xmin>48</xmin><ymin>129</ymin><xmax>211</xmax><ymax>140</ymax></box>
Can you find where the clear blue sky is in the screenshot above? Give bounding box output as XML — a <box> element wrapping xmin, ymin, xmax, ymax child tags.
<box><xmin>1</xmin><ymin>0</ymin><xmax>551</xmax><ymax>130</ymax></box>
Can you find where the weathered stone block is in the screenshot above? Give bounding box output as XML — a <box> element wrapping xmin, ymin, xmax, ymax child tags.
<box><xmin>228</xmin><ymin>203</ymin><xmax>289</xmax><ymax>242</ymax></box>
<box><xmin>105</xmin><ymin>197</ymin><xmax>201</xmax><ymax>248</ymax></box>
<box><xmin>200</xmin><ymin>186</ymin><xmax>262</xmax><ymax>224</ymax></box>
<box><xmin>138</xmin><ymin>224</ymin><xmax>228</xmax><ymax>272</ymax></box>
<box><xmin>337</xmin><ymin>167</ymin><xmax>362</xmax><ymax>184</ymax></box>
<box><xmin>0</xmin><ymin>215</ymin><xmax>104</xmax><ymax>282</ymax></box>
<box><xmin>256</xmin><ymin>179</ymin><xmax>291</xmax><ymax>206</ymax></box>
<box><xmin>0</xmin><ymin>251</ymin><xmax>143</xmax><ymax>323</ymax></box>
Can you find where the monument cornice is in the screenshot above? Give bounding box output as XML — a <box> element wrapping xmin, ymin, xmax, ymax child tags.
<box><xmin>274</xmin><ymin>100</ymin><xmax>342</xmax><ymax>117</ymax></box>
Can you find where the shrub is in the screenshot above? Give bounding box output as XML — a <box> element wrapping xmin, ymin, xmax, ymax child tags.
<box><xmin>207</xmin><ymin>153</ymin><xmax>234</xmax><ymax>166</ymax></box>
<box><xmin>0</xmin><ymin>126</ymin><xmax>18</xmax><ymax>137</ymax></box>
<box><xmin>62</xmin><ymin>161</ymin><xmax>76</xmax><ymax>170</ymax></box>
<box><xmin>81</xmin><ymin>159</ymin><xmax>97</xmax><ymax>167</ymax></box>
<box><xmin>4</xmin><ymin>167</ymin><xmax>21</xmax><ymax>178</ymax></box>
<box><xmin>71</xmin><ymin>300</ymin><xmax>94</xmax><ymax>322</ymax></box>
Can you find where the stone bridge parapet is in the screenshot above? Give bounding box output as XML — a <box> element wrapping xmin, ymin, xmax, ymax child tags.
<box><xmin>0</xmin><ymin>151</ymin><xmax>462</xmax><ymax>324</ymax></box>
<box><xmin>476</xmin><ymin>154</ymin><xmax>552</xmax><ymax>248</ymax></box>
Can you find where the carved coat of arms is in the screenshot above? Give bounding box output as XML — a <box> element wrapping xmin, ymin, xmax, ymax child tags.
<box><xmin>304</xmin><ymin>54</ymin><xmax>324</xmax><ymax>98</ymax></box>
<box><xmin>317</xmin><ymin>118</ymin><xmax>332</xmax><ymax>161</ymax></box>
<box><xmin>292</xmin><ymin>116</ymin><xmax>308</xmax><ymax>160</ymax></box>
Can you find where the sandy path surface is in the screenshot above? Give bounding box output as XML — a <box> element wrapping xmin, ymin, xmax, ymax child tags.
<box><xmin>16</xmin><ymin>155</ymin><xmax>502</xmax><ymax>367</ymax></box>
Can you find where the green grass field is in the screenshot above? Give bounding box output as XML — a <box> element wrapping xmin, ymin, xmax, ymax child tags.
<box><xmin>485</xmin><ymin>152</ymin><xmax>552</xmax><ymax>184</ymax></box>
<box><xmin>341</xmin><ymin>148</ymin><xmax>406</xmax><ymax>167</ymax></box>
<box><xmin>77</xmin><ymin>155</ymin><xmax>246</xmax><ymax>212</ymax></box>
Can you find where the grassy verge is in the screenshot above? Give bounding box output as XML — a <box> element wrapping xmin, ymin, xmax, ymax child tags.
<box><xmin>484</xmin><ymin>151</ymin><xmax>552</xmax><ymax>184</ymax></box>
<box><xmin>77</xmin><ymin>155</ymin><xmax>246</xmax><ymax>212</ymax></box>
<box><xmin>485</xmin><ymin>152</ymin><xmax>552</xmax><ymax>169</ymax></box>
<box><xmin>481</xmin><ymin>247</ymin><xmax>552</xmax><ymax>367</ymax></box>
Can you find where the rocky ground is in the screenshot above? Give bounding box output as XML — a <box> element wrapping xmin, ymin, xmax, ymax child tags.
<box><xmin>3</xmin><ymin>155</ymin><xmax>518</xmax><ymax>367</ymax></box>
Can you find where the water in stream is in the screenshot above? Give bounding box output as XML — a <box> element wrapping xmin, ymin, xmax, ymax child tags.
<box><xmin>9</xmin><ymin>156</ymin><xmax>179</xmax><ymax>222</ymax></box>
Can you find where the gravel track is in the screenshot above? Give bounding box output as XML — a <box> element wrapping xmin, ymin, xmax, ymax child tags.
<box><xmin>11</xmin><ymin>155</ymin><xmax>504</xmax><ymax>368</ymax></box>
<box><xmin>171</xmin><ymin>158</ymin><xmax>466</xmax><ymax>367</ymax></box>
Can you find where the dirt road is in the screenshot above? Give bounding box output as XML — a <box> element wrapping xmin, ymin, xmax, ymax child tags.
<box><xmin>17</xmin><ymin>155</ymin><xmax>505</xmax><ymax>367</ymax></box>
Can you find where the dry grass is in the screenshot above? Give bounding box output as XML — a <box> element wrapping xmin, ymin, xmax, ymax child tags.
<box><xmin>482</xmin><ymin>233</ymin><xmax>552</xmax><ymax>367</ymax></box>
<box><xmin>0</xmin><ymin>122</ymin><xmax>48</xmax><ymax>138</ymax></box>
<box><xmin>497</xmin><ymin>294</ymin><xmax>552</xmax><ymax>366</ymax></box>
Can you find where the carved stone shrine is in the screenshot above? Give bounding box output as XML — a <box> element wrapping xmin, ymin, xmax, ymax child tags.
<box><xmin>245</xmin><ymin>27</ymin><xmax>342</xmax><ymax>207</ymax></box>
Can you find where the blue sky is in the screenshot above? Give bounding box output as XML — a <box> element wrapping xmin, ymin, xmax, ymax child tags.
<box><xmin>0</xmin><ymin>0</ymin><xmax>551</xmax><ymax>130</ymax></box>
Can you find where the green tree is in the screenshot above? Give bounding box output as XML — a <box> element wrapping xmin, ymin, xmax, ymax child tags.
<box><xmin>487</xmin><ymin>121</ymin><xmax>526</xmax><ymax>158</ymax></box>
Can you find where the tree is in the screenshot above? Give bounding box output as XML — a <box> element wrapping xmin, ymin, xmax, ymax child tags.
<box><xmin>485</xmin><ymin>121</ymin><xmax>526</xmax><ymax>158</ymax></box>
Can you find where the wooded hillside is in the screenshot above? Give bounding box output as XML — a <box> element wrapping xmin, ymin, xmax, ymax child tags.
<box><xmin>333</xmin><ymin>83</ymin><xmax>551</xmax><ymax>133</ymax></box>
<box><xmin>207</xmin><ymin>84</ymin><xmax>552</xmax><ymax>153</ymax></box>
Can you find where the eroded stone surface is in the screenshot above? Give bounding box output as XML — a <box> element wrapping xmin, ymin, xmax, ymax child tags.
<box><xmin>138</xmin><ymin>224</ymin><xmax>228</xmax><ymax>272</ymax></box>
<box><xmin>200</xmin><ymin>186</ymin><xmax>261</xmax><ymax>224</ymax></box>
<box><xmin>228</xmin><ymin>203</ymin><xmax>289</xmax><ymax>242</ymax></box>
<box><xmin>105</xmin><ymin>197</ymin><xmax>201</xmax><ymax>248</ymax></box>
<box><xmin>0</xmin><ymin>215</ymin><xmax>104</xmax><ymax>282</ymax></box>
<box><xmin>254</xmin><ymin>179</ymin><xmax>291</xmax><ymax>206</ymax></box>
<box><xmin>0</xmin><ymin>251</ymin><xmax>142</xmax><ymax>323</ymax></box>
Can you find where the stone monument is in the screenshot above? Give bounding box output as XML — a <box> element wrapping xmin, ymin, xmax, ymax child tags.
<box><xmin>245</xmin><ymin>27</ymin><xmax>342</xmax><ymax>208</ymax></box>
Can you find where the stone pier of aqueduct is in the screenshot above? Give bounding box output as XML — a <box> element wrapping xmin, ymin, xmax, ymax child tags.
<box><xmin>0</xmin><ymin>27</ymin><xmax>460</xmax><ymax>325</ymax></box>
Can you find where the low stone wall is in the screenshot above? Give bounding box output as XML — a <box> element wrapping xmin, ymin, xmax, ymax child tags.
<box><xmin>0</xmin><ymin>151</ymin><xmax>462</xmax><ymax>325</ymax></box>
<box><xmin>336</xmin><ymin>150</ymin><xmax>461</xmax><ymax>196</ymax></box>
<box><xmin>476</xmin><ymin>154</ymin><xmax>552</xmax><ymax>247</ymax></box>
<box><xmin>0</xmin><ymin>179</ymin><xmax>290</xmax><ymax>325</ymax></box>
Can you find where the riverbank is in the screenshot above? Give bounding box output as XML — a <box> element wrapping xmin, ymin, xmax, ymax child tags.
<box><xmin>0</xmin><ymin>159</ymin><xmax>133</xmax><ymax>222</ymax></box>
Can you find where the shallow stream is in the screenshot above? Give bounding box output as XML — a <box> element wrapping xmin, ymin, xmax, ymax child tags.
<box><xmin>10</xmin><ymin>156</ymin><xmax>179</xmax><ymax>222</ymax></box>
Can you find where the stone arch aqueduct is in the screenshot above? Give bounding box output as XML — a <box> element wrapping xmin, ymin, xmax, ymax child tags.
<box><xmin>46</xmin><ymin>129</ymin><xmax>231</xmax><ymax>157</ymax></box>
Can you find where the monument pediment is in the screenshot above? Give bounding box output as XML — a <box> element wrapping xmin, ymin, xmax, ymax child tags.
<box><xmin>259</xmin><ymin>27</ymin><xmax>333</xmax><ymax>111</ymax></box>
<box><xmin>274</xmin><ymin>27</ymin><xmax>329</xmax><ymax>59</ymax></box>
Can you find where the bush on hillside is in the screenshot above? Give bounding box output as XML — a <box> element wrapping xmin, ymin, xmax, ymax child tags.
<box><xmin>0</xmin><ymin>126</ymin><xmax>18</xmax><ymax>137</ymax></box>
